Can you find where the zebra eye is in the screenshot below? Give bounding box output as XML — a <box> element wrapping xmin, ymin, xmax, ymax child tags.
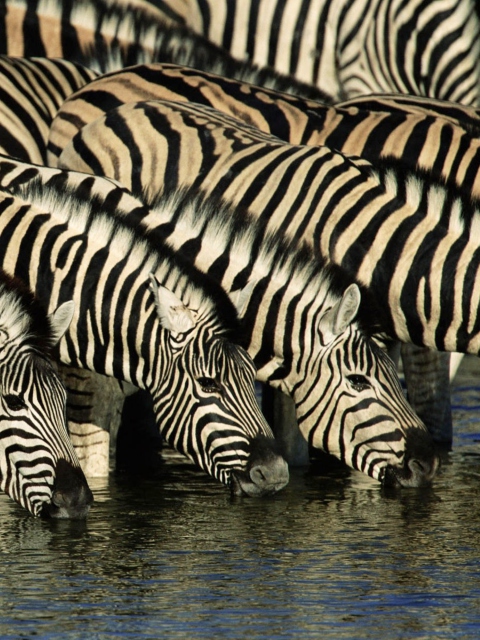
<box><xmin>347</xmin><ymin>375</ymin><xmax>371</xmax><ymax>392</ymax></box>
<box><xmin>197</xmin><ymin>377</ymin><xmax>222</xmax><ymax>393</ymax></box>
<box><xmin>4</xmin><ymin>394</ymin><xmax>26</xmax><ymax>411</ymax></box>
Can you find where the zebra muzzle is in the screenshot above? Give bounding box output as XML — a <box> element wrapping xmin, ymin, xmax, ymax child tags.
<box><xmin>41</xmin><ymin>459</ymin><xmax>94</xmax><ymax>519</ymax></box>
<box><xmin>382</xmin><ymin>429</ymin><xmax>440</xmax><ymax>488</ymax></box>
<box><xmin>230</xmin><ymin>435</ymin><xmax>289</xmax><ymax>497</ymax></box>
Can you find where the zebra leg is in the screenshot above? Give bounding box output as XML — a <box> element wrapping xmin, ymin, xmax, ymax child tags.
<box><xmin>58</xmin><ymin>364</ymin><xmax>161</xmax><ymax>475</ymax></box>
<box><xmin>116</xmin><ymin>389</ymin><xmax>163</xmax><ymax>474</ymax></box>
<box><xmin>262</xmin><ymin>386</ymin><xmax>310</xmax><ymax>466</ymax></box>
<box><xmin>401</xmin><ymin>344</ymin><xmax>453</xmax><ymax>446</ymax></box>
<box><xmin>57</xmin><ymin>364</ymin><xmax>127</xmax><ymax>475</ymax></box>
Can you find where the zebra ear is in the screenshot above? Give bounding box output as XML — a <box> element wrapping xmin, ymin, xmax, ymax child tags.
<box><xmin>49</xmin><ymin>300</ymin><xmax>75</xmax><ymax>345</ymax></box>
<box><xmin>149</xmin><ymin>274</ymin><xmax>196</xmax><ymax>335</ymax></box>
<box><xmin>320</xmin><ymin>284</ymin><xmax>361</xmax><ymax>337</ymax></box>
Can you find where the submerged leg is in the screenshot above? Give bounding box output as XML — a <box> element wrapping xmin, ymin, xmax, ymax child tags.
<box><xmin>401</xmin><ymin>344</ymin><xmax>452</xmax><ymax>446</ymax></box>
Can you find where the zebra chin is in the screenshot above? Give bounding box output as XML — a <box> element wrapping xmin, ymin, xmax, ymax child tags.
<box><xmin>229</xmin><ymin>435</ymin><xmax>289</xmax><ymax>497</ymax></box>
<box><xmin>380</xmin><ymin>430</ymin><xmax>440</xmax><ymax>489</ymax></box>
<box><xmin>40</xmin><ymin>459</ymin><xmax>94</xmax><ymax>519</ymax></box>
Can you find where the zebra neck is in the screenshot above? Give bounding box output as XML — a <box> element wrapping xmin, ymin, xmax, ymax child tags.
<box><xmin>0</xmin><ymin>185</ymin><xmax>216</xmax><ymax>388</ymax></box>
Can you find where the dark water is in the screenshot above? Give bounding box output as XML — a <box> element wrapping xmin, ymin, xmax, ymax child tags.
<box><xmin>1</xmin><ymin>361</ymin><xmax>480</xmax><ymax>639</ymax></box>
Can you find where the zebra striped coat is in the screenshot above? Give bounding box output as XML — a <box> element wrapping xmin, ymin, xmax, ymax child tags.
<box><xmin>0</xmin><ymin>269</ymin><xmax>93</xmax><ymax>517</ymax></box>
<box><xmin>54</xmin><ymin>96</ymin><xmax>480</xmax><ymax>354</ymax></box>
<box><xmin>46</xmin><ymin>63</ymin><xmax>480</xmax><ymax>196</ymax></box>
<box><xmin>0</xmin><ymin>155</ymin><xmax>438</xmax><ymax>487</ymax></box>
<box><xmin>0</xmin><ymin>55</ymin><xmax>97</xmax><ymax>164</ymax></box>
<box><xmin>0</xmin><ymin>157</ymin><xmax>290</xmax><ymax>496</ymax></box>
<box><xmin>153</xmin><ymin>0</ymin><xmax>480</xmax><ymax>104</ymax></box>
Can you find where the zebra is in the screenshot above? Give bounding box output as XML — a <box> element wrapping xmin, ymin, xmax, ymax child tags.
<box><xmin>0</xmin><ymin>152</ymin><xmax>441</xmax><ymax>486</ymax></box>
<box><xmin>0</xmin><ymin>269</ymin><xmax>93</xmax><ymax>517</ymax></box>
<box><xmin>0</xmin><ymin>0</ymin><xmax>331</xmax><ymax>101</ymax></box>
<box><xmin>0</xmin><ymin>156</ymin><xmax>292</xmax><ymax>497</ymax></box>
<box><xmin>45</xmin><ymin>62</ymin><xmax>480</xmax><ymax>440</ymax></box>
<box><xmin>153</xmin><ymin>0</ymin><xmax>480</xmax><ymax>104</ymax></box>
<box><xmin>49</xmin><ymin>94</ymin><xmax>480</xmax><ymax>446</ymax></box>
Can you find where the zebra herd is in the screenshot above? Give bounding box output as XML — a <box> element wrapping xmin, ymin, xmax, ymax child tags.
<box><xmin>0</xmin><ymin>0</ymin><xmax>479</xmax><ymax>516</ymax></box>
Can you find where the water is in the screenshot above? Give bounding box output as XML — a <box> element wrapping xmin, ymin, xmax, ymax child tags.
<box><xmin>1</xmin><ymin>360</ymin><xmax>480</xmax><ymax>639</ymax></box>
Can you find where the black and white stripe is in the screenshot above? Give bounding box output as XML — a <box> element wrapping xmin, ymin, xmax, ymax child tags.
<box><xmin>49</xmin><ymin>92</ymin><xmax>480</xmax><ymax>352</ymax></box>
<box><xmin>49</xmin><ymin>90</ymin><xmax>480</xmax><ymax>444</ymax></box>
<box><xmin>0</xmin><ymin>156</ymin><xmax>289</xmax><ymax>496</ymax></box>
<box><xmin>47</xmin><ymin>62</ymin><xmax>480</xmax><ymax>442</ymax></box>
<box><xmin>0</xmin><ymin>55</ymin><xmax>97</xmax><ymax>163</ymax></box>
<box><xmin>0</xmin><ymin>269</ymin><xmax>93</xmax><ymax>517</ymax></box>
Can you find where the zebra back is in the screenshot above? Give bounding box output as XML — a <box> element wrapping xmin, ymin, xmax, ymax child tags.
<box><xmin>47</xmin><ymin>62</ymin><xmax>480</xmax><ymax>199</ymax></box>
<box><xmin>0</xmin><ymin>55</ymin><xmax>97</xmax><ymax>163</ymax></box>
<box><xmin>0</xmin><ymin>269</ymin><xmax>93</xmax><ymax>517</ymax></box>
<box><xmin>52</xmin><ymin>95</ymin><xmax>480</xmax><ymax>358</ymax></box>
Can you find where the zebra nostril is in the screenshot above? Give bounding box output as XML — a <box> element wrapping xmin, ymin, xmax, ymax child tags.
<box><xmin>52</xmin><ymin>491</ymin><xmax>67</xmax><ymax>508</ymax></box>
<box><xmin>408</xmin><ymin>454</ymin><xmax>439</xmax><ymax>483</ymax></box>
<box><xmin>249</xmin><ymin>465</ymin><xmax>267</xmax><ymax>485</ymax></box>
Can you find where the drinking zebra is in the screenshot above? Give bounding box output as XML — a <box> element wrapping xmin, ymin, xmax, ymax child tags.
<box><xmin>46</xmin><ymin>62</ymin><xmax>480</xmax><ymax>441</ymax></box>
<box><xmin>0</xmin><ymin>151</ymin><xmax>441</xmax><ymax>486</ymax></box>
<box><xmin>0</xmin><ymin>269</ymin><xmax>93</xmax><ymax>517</ymax></box>
<box><xmin>0</xmin><ymin>159</ymin><xmax>291</xmax><ymax>497</ymax></box>
<box><xmin>49</xmin><ymin>92</ymin><xmax>480</xmax><ymax>445</ymax></box>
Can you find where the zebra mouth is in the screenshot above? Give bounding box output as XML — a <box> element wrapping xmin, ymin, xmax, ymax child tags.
<box><xmin>382</xmin><ymin>454</ymin><xmax>440</xmax><ymax>488</ymax></box>
<box><xmin>40</xmin><ymin>459</ymin><xmax>94</xmax><ymax>519</ymax></box>
<box><xmin>230</xmin><ymin>466</ymin><xmax>289</xmax><ymax>497</ymax></box>
<box><xmin>229</xmin><ymin>435</ymin><xmax>290</xmax><ymax>497</ymax></box>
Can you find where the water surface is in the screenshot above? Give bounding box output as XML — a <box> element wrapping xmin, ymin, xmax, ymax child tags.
<box><xmin>1</xmin><ymin>359</ymin><xmax>480</xmax><ymax>639</ymax></box>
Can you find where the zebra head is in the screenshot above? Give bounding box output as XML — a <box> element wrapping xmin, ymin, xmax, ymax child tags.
<box><xmin>0</xmin><ymin>277</ymin><xmax>93</xmax><ymax>518</ymax></box>
<box><xmin>148</xmin><ymin>275</ymin><xmax>289</xmax><ymax>496</ymax></box>
<box><xmin>280</xmin><ymin>283</ymin><xmax>439</xmax><ymax>487</ymax></box>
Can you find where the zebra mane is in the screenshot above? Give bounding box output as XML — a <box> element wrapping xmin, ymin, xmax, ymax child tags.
<box><xmin>147</xmin><ymin>185</ymin><xmax>387</xmax><ymax>337</ymax></box>
<box><xmin>0</xmin><ymin>270</ymin><xmax>54</xmax><ymax>354</ymax></box>
<box><xmin>366</xmin><ymin>155</ymin><xmax>480</xmax><ymax>237</ymax></box>
<box><xmin>9</xmin><ymin>174</ymin><xmax>243</xmax><ymax>342</ymax></box>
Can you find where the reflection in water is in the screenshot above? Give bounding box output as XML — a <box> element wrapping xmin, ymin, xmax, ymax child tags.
<box><xmin>0</xmin><ymin>360</ymin><xmax>480</xmax><ymax>638</ymax></box>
